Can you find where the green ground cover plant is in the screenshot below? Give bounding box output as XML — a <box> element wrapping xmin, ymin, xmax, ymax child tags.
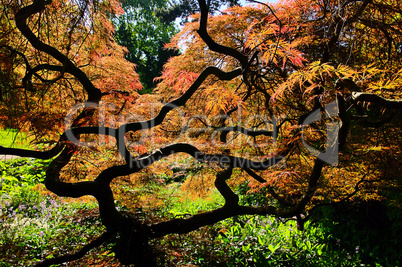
<box><xmin>0</xmin><ymin>158</ymin><xmax>107</xmax><ymax>266</ymax></box>
<box><xmin>142</xmin><ymin>180</ymin><xmax>401</xmax><ymax>266</ymax></box>
<box><xmin>0</xmin><ymin>158</ymin><xmax>401</xmax><ymax>266</ymax></box>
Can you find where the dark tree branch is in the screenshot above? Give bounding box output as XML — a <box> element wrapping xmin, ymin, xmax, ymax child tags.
<box><xmin>303</xmin><ymin>171</ymin><xmax>382</xmax><ymax>224</ymax></box>
<box><xmin>42</xmin><ymin>144</ymin><xmax>124</xmax><ymax>230</ymax></box>
<box><xmin>356</xmin><ymin>114</ymin><xmax>395</xmax><ymax>128</ymax></box>
<box><xmin>22</xmin><ymin>63</ymin><xmax>65</xmax><ymax>90</ymax></box>
<box><xmin>337</xmin><ymin>95</ymin><xmax>351</xmax><ymax>151</ymax></box>
<box><xmin>179</xmin><ymin>116</ymin><xmax>277</xmax><ymax>143</ymax></box>
<box><xmin>44</xmin><ymin>145</ymin><xmax>95</xmax><ymax>198</ymax></box>
<box><xmin>359</xmin><ymin>18</ymin><xmax>393</xmax><ymax>60</ymax></box>
<box><xmin>0</xmin><ymin>66</ymin><xmax>242</xmax><ymax>162</ymax></box>
<box><xmin>0</xmin><ymin>45</ymin><xmax>38</xmax><ymax>92</ymax></box>
<box><xmin>93</xmin><ymin>142</ymin><xmax>291</xmax><ymax>186</ymax></box>
<box><xmin>215</xmin><ymin>168</ymin><xmax>239</xmax><ymax>206</ymax></box>
<box><xmin>243</xmin><ymin>168</ymin><xmax>289</xmax><ymax>205</ymax></box>
<box><xmin>148</xmin><ymin>159</ymin><xmax>325</xmax><ymax>238</ymax></box>
<box><xmin>0</xmin><ymin>142</ymin><xmax>64</xmax><ymax>159</ymax></box>
<box><xmin>15</xmin><ymin>0</ymin><xmax>102</xmax><ymax>102</ymax></box>
<box><xmin>352</xmin><ymin>92</ymin><xmax>402</xmax><ymax>109</ymax></box>
<box><xmin>217</xmin><ymin>126</ymin><xmax>275</xmax><ymax>143</ymax></box>
<box><xmin>197</xmin><ymin>0</ymin><xmax>248</xmax><ymax>68</ymax></box>
<box><xmin>61</xmin><ymin>66</ymin><xmax>242</xmax><ymax>161</ymax></box>
<box><xmin>34</xmin><ymin>231</ymin><xmax>114</xmax><ymax>267</ymax></box>
<box><xmin>322</xmin><ymin>0</ymin><xmax>372</xmax><ymax>62</ymax></box>
<box><xmin>130</xmin><ymin>142</ymin><xmax>289</xmax><ymax>172</ymax></box>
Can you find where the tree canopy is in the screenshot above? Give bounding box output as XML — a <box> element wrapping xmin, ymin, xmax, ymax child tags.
<box><xmin>0</xmin><ymin>0</ymin><xmax>401</xmax><ymax>265</ymax></box>
<box><xmin>0</xmin><ymin>0</ymin><xmax>141</xmax><ymax>138</ymax></box>
<box><xmin>156</xmin><ymin>0</ymin><xmax>240</xmax><ymax>23</ymax></box>
<box><xmin>113</xmin><ymin>0</ymin><xmax>179</xmax><ymax>93</ymax></box>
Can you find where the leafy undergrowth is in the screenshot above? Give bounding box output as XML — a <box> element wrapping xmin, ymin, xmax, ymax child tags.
<box><xmin>1</xmin><ymin>158</ymin><xmax>401</xmax><ymax>266</ymax></box>
<box><xmin>151</xmin><ymin>191</ymin><xmax>401</xmax><ymax>267</ymax></box>
<box><xmin>0</xmin><ymin>158</ymin><xmax>114</xmax><ymax>266</ymax></box>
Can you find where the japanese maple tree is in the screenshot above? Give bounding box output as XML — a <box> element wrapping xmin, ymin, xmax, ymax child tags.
<box><xmin>0</xmin><ymin>0</ymin><xmax>401</xmax><ymax>266</ymax></box>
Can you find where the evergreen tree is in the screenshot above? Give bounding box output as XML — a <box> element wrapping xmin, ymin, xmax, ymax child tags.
<box><xmin>114</xmin><ymin>0</ymin><xmax>180</xmax><ymax>93</ymax></box>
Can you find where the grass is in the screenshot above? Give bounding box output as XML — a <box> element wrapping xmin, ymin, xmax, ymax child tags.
<box><xmin>0</xmin><ymin>128</ymin><xmax>32</xmax><ymax>149</ymax></box>
<box><xmin>167</xmin><ymin>188</ymin><xmax>225</xmax><ymax>217</ymax></box>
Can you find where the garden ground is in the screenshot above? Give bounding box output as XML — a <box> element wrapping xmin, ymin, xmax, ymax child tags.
<box><xmin>0</xmin><ymin>155</ymin><xmax>401</xmax><ymax>266</ymax></box>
